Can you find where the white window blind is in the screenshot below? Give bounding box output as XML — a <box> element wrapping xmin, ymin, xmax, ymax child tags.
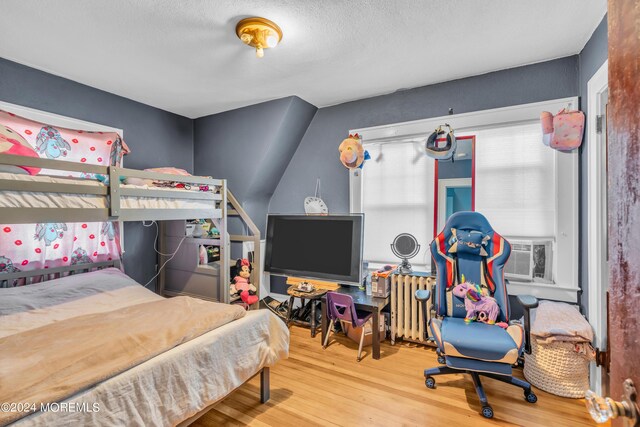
<box><xmin>361</xmin><ymin>139</ymin><xmax>434</xmax><ymax>269</ymax></box>
<box><xmin>471</xmin><ymin>122</ymin><xmax>556</xmax><ymax>238</ymax></box>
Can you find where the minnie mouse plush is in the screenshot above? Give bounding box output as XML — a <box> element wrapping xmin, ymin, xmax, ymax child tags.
<box><xmin>230</xmin><ymin>258</ymin><xmax>258</xmax><ymax>305</ymax></box>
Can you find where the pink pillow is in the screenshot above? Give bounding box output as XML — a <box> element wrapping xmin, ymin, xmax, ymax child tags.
<box><xmin>144</xmin><ymin>167</ymin><xmax>191</xmax><ymax>176</ymax></box>
<box><xmin>0</xmin><ymin>125</ymin><xmax>41</xmax><ymax>175</ymax></box>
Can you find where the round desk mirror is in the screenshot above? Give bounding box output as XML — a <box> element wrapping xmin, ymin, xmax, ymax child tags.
<box><xmin>391</xmin><ymin>233</ymin><xmax>420</xmax><ymax>274</ymax></box>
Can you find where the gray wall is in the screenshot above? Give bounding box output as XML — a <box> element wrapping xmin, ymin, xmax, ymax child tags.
<box><xmin>1</xmin><ymin>18</ymin><xmax>608</xmax><ymax>313</ymax></box>
<box><xmin>268</xmin><ymin>57</ymin><xmax>579</xmax><ymax>296</ymax></box>
<box><xmin>194</xmin><ymin>96</ymin><xmax>316</xmax><ymax>235</ymax></box>
<box><xmin>0</xmin><ymin>57</ymin><xmax>194</xmax><ymax>288</ymax></box>
<box><xmin>270</xmin><ymin>57</ymin><xmax>579</xmax><ymax>216</ymax></box>
<box><xmin>578</xmin><ymin>15</ymin><xmax>608</xmax><ymax>316</ymax></box>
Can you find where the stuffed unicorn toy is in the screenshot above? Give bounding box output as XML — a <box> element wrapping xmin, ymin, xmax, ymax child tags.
<box><xmin>452</xmin><ymin>279</ymin><xmax>500</xmax><ymax>325</ymax></box>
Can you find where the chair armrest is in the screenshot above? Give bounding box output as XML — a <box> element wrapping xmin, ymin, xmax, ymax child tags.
<box><xmin>415</xmin><ymin>289</ymin><xmax>431</xmax><ymax>341</ymax></box>
<box><xmin>517</xmin><ymin>294</ymin><xmax>539</xmax><ymax>309</ymax></box>
<box><xmin>415</xmin><ymin>289</ymin><xmax>431</xmax><ymax>301</ymax></box>
<box><xmin>517</xmin><ymin>295</ymin><xmax>539</xmax><ymax>354</ymax></box>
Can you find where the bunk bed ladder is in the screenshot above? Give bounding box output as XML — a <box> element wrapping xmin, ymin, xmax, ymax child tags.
<box><xmin>226</xmin><ymin>190</ymin><xmax>261</xmax><ymax>308</ymax></box>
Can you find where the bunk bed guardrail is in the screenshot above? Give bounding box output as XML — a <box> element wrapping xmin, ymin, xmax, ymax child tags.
<box><xmin>0</xmin><ymin>259</ymin><xmax>121</xmax><ymax>287</ymax></box>
<box><xmin>0</xmin><ymin>153</ymin><xmax>224</xmax><ymax>223</ymax></box>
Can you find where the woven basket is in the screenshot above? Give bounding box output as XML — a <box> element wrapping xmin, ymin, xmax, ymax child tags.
<box><xmin>523</xmin><ymin>339</ymin><xmax>593</xmax><ymax>398</ymax></box>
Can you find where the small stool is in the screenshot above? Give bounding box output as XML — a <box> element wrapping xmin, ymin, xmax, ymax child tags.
<box><xmin>286</xmin><ymin>285</ymin><xmax>327</xmax><ymax>338</ymax></box>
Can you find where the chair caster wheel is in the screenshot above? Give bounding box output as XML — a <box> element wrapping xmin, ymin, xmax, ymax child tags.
<box><xmin>525</xmin><ymin>391</ymin><xmax>538</xmax><ymax>403</ymax></box>
<box><xmin>425</xmin><ymin>376</ymin><xmax>436</xmax><ymax>389</ymax></box>
<box><xmin>437</xmin><ymin>355</ymin><xmax>446</xmax><ymax>365</ymax></box>
<box><xmin>481</xmin><ymin>405</ymin><xmax>494</xmax><ymax>419</ymax></box>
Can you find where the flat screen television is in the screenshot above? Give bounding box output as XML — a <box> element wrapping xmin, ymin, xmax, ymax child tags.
<box><xmin>264</xmin><ymin>215</ymin><xmax>363</xmax><ymax>285</ymax></box>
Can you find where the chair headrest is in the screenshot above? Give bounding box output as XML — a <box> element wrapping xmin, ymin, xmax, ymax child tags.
<box><xmin>444</xmin><ymin>211</ymin><xmax>493</xmax><ymax>235</ymax></box>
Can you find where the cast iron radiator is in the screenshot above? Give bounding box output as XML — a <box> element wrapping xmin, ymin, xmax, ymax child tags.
<box><xmin>389</xmin><ymin>274</ymin><xmax>436</xmax><ymax>345</ymax></box>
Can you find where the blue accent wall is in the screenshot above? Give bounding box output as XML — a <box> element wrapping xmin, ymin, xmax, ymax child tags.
<box><xmin>1</xmin><ymin>15</ymin><xmax>608</xmax><ymax>314</ymax></box>
<box><xmin>193</xmin><ymin>96</ymin><xmax>317</xmax><ymax>235</ymax></box>
<box><xmin>0</xmin><ymin>57</ymin><xmax>194</xmax><ymax>288</ymax></box>
<box><xmin>270</xmin><ymin>57</ymin><xmax>579</xmax><ymax>217</ymax></box>
<box><xmin>268</xmin><ymin>57</ymin><xmax>579</xmax><ymax>296</ymax></box>
<box><xmin>578</xmin><ymin>15</ymin><xmax>608</xmax><ymax>317</ymax></box>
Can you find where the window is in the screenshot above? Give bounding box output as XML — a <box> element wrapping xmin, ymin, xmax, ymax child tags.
<box><xmin>350</xmin><ymin>98</ymin><xmax>579</xmax><ymax>301</ymax></box>
<box><xmin>360</xmin><ymin>138</ymin><xmax>434</xmax><ymax>271</ymax></box>
<box><xmin>469</xmin><ymin>122</ymin><xmax>555</xmax><ymax>238</ymax></box>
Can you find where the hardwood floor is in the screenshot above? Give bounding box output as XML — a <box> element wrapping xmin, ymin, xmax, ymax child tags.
<box><xmin>193</xmin><ymin>326</ymin><xmax>599</xmax><ymax>427</ymax></box>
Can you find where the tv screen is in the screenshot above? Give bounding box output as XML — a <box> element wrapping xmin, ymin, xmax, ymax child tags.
<box><xmin>264</xmin><ymin>215</ymin><xmax>363</xmax><ymax>284</ymax></box>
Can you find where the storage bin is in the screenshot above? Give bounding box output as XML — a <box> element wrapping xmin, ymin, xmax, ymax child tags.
<box><xmin>341</xmin><ymin>313</ymin><xmax>386</xmax><ymax>346</ymax></box>
<box><xmin>523</xmin><ymin>339</ymin><xmax>594</xmax><ymax>398</ymax></box>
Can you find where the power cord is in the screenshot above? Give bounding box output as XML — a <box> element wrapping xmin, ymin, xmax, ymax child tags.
<box><xmin>142</xmin><ymin>220</ymin><xmax>186</xmax><ymax>287</ymax></box>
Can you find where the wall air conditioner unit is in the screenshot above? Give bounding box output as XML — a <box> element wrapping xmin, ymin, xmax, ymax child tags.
<box><xmin>504</xmin><ymin>239</ymin><xmax>553</xmax><ymax>284</ymax></box>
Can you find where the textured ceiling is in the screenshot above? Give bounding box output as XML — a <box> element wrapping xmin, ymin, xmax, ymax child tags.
<box><xmin>0</xmin><ymin>0</ymin><xmax>606</xmax><ymax>118</ymax></box>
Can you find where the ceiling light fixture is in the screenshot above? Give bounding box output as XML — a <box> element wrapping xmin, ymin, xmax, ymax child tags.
<box><xmin>236</xmin><ymin>17</ymin><xmax>283</xmax><ymax>58</ymax></box>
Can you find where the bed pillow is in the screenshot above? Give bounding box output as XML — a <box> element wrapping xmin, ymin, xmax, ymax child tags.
<box><xmin>144</xmin><ymin>167</ymin><xmax>191</xmax><ymax>176</ymax></box>
<box><xmin>123</xmin><ymin>177</ymin><xmax>154</xmax><ymax>186</ymax></box>
<box><xmin>0</xmin><ymin>125</ymin><xmax>41</xmax><ymax>175</ymax></box>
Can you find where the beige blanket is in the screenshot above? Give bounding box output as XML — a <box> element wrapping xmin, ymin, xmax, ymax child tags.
<box><xmin>531</xmin><ymin>300</ymin><xmax>593</xmax><ymax>344</ymax></box>
<box><xmin>0</xmin><ymin>296</ymin><xmax>245</xmax><ymax>426</ymax></box>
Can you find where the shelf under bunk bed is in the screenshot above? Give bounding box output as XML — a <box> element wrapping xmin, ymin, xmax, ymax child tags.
<box><xmin>0</xmin><ymin>153</ymin><xmax>225</xmax><ymax>223</ymax></box>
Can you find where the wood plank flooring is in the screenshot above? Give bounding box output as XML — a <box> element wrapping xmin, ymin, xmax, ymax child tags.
<box><xmin>193</xmin><ymin>326</ymin><xmax>599</xmax><ymax>427</ymax></box>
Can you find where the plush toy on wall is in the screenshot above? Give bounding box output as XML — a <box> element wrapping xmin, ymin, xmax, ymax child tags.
<box><xmin>452</xmin><ymin>280</ymin><xmax>500</xmax><ymax>325</ymax></box>
<box><xmin>338</xmin><ymin>133</ymin><xmax>370</xmax><ymax>169</ymax></box>
<box><xmin>230</xmin><ymin>258</ymin><xmax>258</xmax><ymax>305</ymax></box>
<box><xmin>540</xmin><ymin>109</ymin><xmax>585</xmax><ymax>151</ymax></box>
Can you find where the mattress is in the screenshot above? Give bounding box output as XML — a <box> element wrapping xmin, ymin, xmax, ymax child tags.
<box><xmin>0</xmin><ymin>268</ymin><xmax>290</xmax><ymax>426</ymax></box>
<box><xmin>0</xmin><ymin>172</ymin><xmax>214</xmax><ymax>211</ymax></box>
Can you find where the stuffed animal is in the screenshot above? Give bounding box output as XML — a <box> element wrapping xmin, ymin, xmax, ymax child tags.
<box><xmin>452</xmin><ymin>281</ymin><xmax>500</xmax><ymax>325</ymax></box>
<box><xmin>540</xmin><ymin>109</ymin><xmax>585</xmax><ymax>150</ymax></box>
<box><xmin>230</xmin><ymin>258</ymin><xmax>258</xmax><ymax>305</ymax></box>
<box><xmin>338</xmin><ymin>133</ymin><xmax>370</xmax><ymax>169</ymax></box>
<box><xmin>0</xmin><ymin>124</ymin><xmax>41</xmax><ymax>175</ymax></box>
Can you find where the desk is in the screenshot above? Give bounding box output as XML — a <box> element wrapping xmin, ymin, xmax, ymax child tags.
<box><xmin>320</xmin><ymin>286</ymin><xmax>390</xmax><ymax>360</ymax></box>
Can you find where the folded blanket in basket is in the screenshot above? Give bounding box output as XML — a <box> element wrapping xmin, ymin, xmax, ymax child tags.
<box><xmin>530</xmin><ymin>301</ymin><xmax>593</xmax><ymax>344</ymax></box>
<box><xmin>0</xmin><ymin>296</ymin><xmax>245</xmax><ymax>426</ymax></box>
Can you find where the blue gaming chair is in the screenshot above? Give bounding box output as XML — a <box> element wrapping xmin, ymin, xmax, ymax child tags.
<box><xmin>415</xmin><ymin>211</ymin><xmax>539</xmax><ymax>419</ymax></box>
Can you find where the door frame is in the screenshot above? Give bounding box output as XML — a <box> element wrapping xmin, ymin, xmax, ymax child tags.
<box><xmin>436</xmin><ymin>178</ymin><xmax>473</xmax><ymax>234</ymax></box>
<box><xmin>587</xmin><ymin>59</ymin><xmax>608</xmax><ymax>395</ymax></box>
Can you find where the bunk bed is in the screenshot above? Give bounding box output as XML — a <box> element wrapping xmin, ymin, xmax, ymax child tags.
<box><xmin>0</xmin><ymin>151</ymin><xmax>289</xmax><ymax>426</ymax></box>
